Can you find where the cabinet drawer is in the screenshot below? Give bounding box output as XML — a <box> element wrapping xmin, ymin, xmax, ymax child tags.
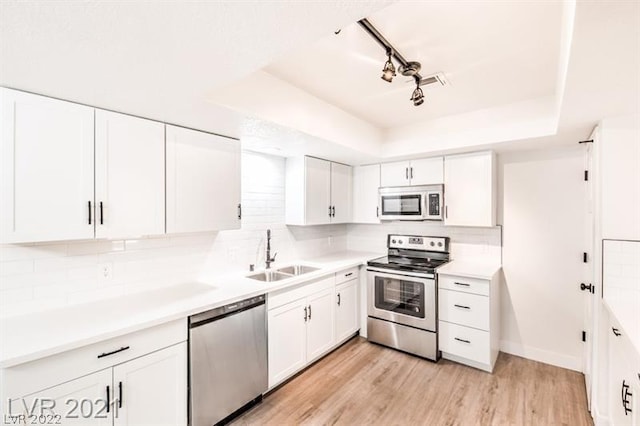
<box><xmin>268</xmin><ymin>276</ymin><xmax>334</xmax><ymax>310</ymax></box>
<box><xmin>335</xmin><ymin>267</ymin><xmax>359</xmax><ymax>285</ymax></box>
<box><xmin>439</xmin><ymin>289</ymin><xmax>489</xmax><ymax>331</ymax></box>
<box><xmin>439</xmin><ymin>321</ymin><xmax>490</xmax><ymax>365</ymax></box>
<box><xmin>438</xmin><ymin>274</ymin><xmax>490</xmax><ymax>296</ymax></box>
<box><xmin>3</xmin><ymin>319</ymin><xmax>186</xmax><ymax>399</ymax></box>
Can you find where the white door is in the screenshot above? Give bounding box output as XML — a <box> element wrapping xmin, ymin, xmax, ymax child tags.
<box><xmin>444</xmin><ymin>151</ymin><xmax>495</xmax><ymax>227</ymax></box>
<box><xmin>304</xmin><ymin>157</ymin><xmax>331</xmax><ymax>225</ymax></box>
<box><xmin>0</xmin><ymin>88</ymin><xmax>94</xmax><ymax>243</ymax></box>
<box><xmin>380</xmin><ymin>161</ymin><xmax>410</xmax><ymax>187</ymax></box>
<box><xmin>166</xmin><ymin>125</ymin><xmax>240</xmax><ymax>233</ymax></box>
<box><xmin>330</xmin><ymin>162</ymin><xmax>352</xmax><ymax>223</ymax></box>
<box><xmin>95</xmin><ymin>110</ymin><xmax>164</xmax><ymax>239</ymax></box>
<box><xmin>268</xmin><ymin>298</ymin><xmax>307</xmax><ymax>387</ymax></box>
<box><xmin>306</xmin><ymin>288</ymin><xmax>335</xmax><ymax>362</ymax></box>
<box><xmin>112</xmin><ymin>342</ymin><xmax>187</xmax><ymax>426</ymax></box>
<box><xmin>335</xmin><ymin>279</ymin><xmax>359</xmax><ymax>343</ymax></box>
<box><xmin>352</xmin><ymin>164</ymin><xmax>380</xmax><ymax>224</ymax></box>
<box><xmin>10</xmin><ymin>369</ymin><xmax>112</xmax><ymax>425</ymax></box>
<box><xmin>410</xmin><ymin>157</ymin><xmax>444</xmax><ymax>185</ymax></box>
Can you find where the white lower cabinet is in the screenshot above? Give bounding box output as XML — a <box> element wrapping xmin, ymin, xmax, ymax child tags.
<box><xmin>438</xmin><ymin>272</ymin><xmax>500</xmax><ymax>372</ymax></box>
<box><xmin>608</xmin><ymin>317</ymin><xmax>640</xmax><ymax>426</ymax></box>
<box><xmin>267</xmin><ymin>268</ymin><xmax>360</xmax><ymax>388</ymax></box>
<box><xmin>3</xmin><ymin>320</ymin><xmax>187</xmax><ymax>425</ymax></box>
<box><xmin>335</xmin><ymin>279</ymin><xmax>359</xmax><ymax>343</ymax></box>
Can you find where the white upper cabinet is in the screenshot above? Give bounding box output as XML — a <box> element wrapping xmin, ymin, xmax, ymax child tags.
<box><xmin>410</xmin><ymin>157</ymin><xmax>444</xmax><ymax>185</ymax></box>
<box><xmin>444</xmin><ymin>151</ymin><xmax>496</xmax><ymax>227</ymax></box>
<box><xmin>600</xmin><ymin>115</ymin><xmax>640</xmax><ymax>240</ymax></box>
<box><xmin>352</xmin><ymin>164</ymin><xmax>380</xmax><ymax>224</ymax></box>
<box><xmin>95</xmin><ymin>110</ymin><xmax>165</xmax><ymax>239</ymax></box>
<box><xmin>166</xmin><ymin>125</ymin><xmax>241</xmax><ymax>234</ymax></box>
<box><xmin>0</xmin><ymin>88</ymin><xmax>95</xmax><ymax>243</ymax></box>
<box><xmin>330</xmin><ymin>162</ymin><xmax>352</xmax><ymax>224</ymax></box>
<box><xmin>285</xmin><ymin>156</ymin><xmax>352</xmax><ymax>226</ymax></box>
<box><xmin>380</xmin><ymin>157</ymin><xmax>443</xmax><ymax>187</ymax></box>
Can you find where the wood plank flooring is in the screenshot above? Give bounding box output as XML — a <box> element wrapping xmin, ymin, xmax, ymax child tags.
<box><xmin>233</xmin><ymin>337</ymin><xmax>593</xmax><ymax>426</ymax></box>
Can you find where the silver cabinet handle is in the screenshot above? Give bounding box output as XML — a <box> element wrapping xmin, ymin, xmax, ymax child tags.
<box><xmin>454</xmin><ymin>282</ymin><xmax>470</xmax><ymax>287</ymax></box>
<box><xmin>454</xmin><ymin>337</ymin><xmax>471</xmax><ymax>344</ymax></box>
<box><xmin>454</xmin><ymin>304</ymin><xmax>471</xmax><ymax>310</ymax></box>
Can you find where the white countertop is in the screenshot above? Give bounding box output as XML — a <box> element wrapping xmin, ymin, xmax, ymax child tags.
<box><xmin>436</xmin><ymin>260</ymin><xmax>502</xmax><ymax>280</ymax></box>
<box><xmin>0</xmin><ymin>251</ymin><xmax>382</xmax><ymax>369</ymax></box>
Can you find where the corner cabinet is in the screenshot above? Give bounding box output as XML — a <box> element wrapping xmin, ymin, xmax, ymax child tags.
<box><xmin>165</xmin><ymin>125</ymin><xmax>241</xmax><ymax>233</ymax></box>
<box><xmin>267</xmin><ymin>267</ymin><xmax>360</xmax><ymax>388</ymax></box>
<box><xmin>285</xmin><ymin>156</ymin><xmax>352</xmax><ymax>225</ymax></box>
<box><xmin>352</xmin><ymin>164</ymin><xmax>380</xmax><ymax>224</ymax></box>
<box><xmin>2</xmin><ymin>320</ymin><xmax>187</xmax><ymax>425</ymax></box>
<box><xmin>444</xmin><ymin>151</ymin><xmax>496</xmax><ymax>227</ymax></box>
<box><xmin>0</xmin><ymin>88</ymin><xmax>95</xmax><ymax>243</ymax></box>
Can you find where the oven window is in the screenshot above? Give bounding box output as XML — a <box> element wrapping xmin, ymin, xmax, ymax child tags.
<box><xmin>381</xmin><ymin>195</ymin><xmax>422</xmax><ymax>216</ymax></box>
<box><xmin>374</xmin><ymin>276</ymin><xmax>425</xmax><ymax>318</ymax></box>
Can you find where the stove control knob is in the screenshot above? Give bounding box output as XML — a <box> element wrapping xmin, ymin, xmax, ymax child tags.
<box><xmin>392</xmin><ymin>239</ymin><xmax>396</xmax><ymax>244</ymax></box>
<box><xmin>398</xmin><ymin>240</ymin><xmax>403</xmax><ymax>244</ymax></box>
<box><xmin>438</xmin><ymin>242</ymin><xmax>443</xmax><ymax>247</ymax></box>
<box><xmin>430</xmin><ymin>241</ymin><xmax>435</xmax><ymax>247</ymax></box>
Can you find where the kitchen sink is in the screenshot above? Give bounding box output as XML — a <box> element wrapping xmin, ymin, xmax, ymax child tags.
<box><xmin>246</xmin><ymin>271</ymin><xmax>293</xmax><ymax>282</ymax></box>
<box><xmin>276</xmin><ymin>265</ymin><xmax>320</xmax><ymax>276</ymax></box>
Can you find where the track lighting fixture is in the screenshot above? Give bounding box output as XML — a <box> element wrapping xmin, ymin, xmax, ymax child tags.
<box><xmin>410</xmin><ymin>81</ymin><xmax>425</xmax><ymax>106</ymax></box>
<box><xmin>381</xmin><ymin>50</ymin><xmax>396</xmax><ymax>83</ymax></box>
<box><xmin>358</xmin><ymin>18</ymin><xmax>442</xmax><ymax>107</ymax></box>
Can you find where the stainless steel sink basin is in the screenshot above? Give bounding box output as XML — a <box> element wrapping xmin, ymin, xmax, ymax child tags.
<box><xmin>247</xmin><ymin>271</ymin><xmax>293</xmax><ymax>282</ymax></box>
<box><xmin>276</xmin><ymin>265</ymin><xmax>320</xmax><ymax>276</ymax></box>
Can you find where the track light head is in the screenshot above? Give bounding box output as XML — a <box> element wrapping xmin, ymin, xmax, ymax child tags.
<box><xmin>410</xmin><ymin>82</ymin><xmax>425</xmax><ymax>106</ymax></box>
<box><xmin>381</xmin><ymin>51</ymin><xmax>396</xmax><ymax>83</ymax></box>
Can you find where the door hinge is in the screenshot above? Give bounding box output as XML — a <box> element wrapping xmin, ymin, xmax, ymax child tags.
<box><xmin>582</xmin><ymin>331</ymin><xmax>586</xmax><ymax>342</ymax></box>
<box><xmin>583</xmin><ymin>252</ymin><xmax>588</xmax><ymax>263</ymax></box>
<box><xmin>584</xmin><ymin>170</ymin><xmax>589</xmax><ymax>181</ymax></box>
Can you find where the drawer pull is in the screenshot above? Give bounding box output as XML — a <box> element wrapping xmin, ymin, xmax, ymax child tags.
<box><xmin>97</xmin><ymin>345</ymin><xmax>130</xmax><ymax>359</ymax></box>
<box><xmin>345</xmin><ymin>272</ymin><xmax>353</xmax><ymax>277</ymax></box>
<box><xmin>454</xmin><ymin>304</ymin><xmax>471</xmax><ymax>310</ymax></box>
<box><xmin>454</xmin><ymin>282</ymin><xmax>470</xmax><ymax>287</ymax></box>
<box><xmin>454</xmin><ymin>337</ymin><xmax>471</xmax><ymax>344</ymax></box>
<box><xmin>612</xmin><ymin>327</ymin><xmax>622</xmax><ymax>337</ymax></box>
<box><xmin>118</xmin><ymin>381</ymin><xmax>123</xmax><ymax>409</ymax></box>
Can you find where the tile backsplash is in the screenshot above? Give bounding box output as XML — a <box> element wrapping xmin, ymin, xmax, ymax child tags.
<box><xmin>0</xmin><ymin>152</ymin><xmax>346</xmax><ymax>316</ymax></box>
<box><xmin>0</xmin><ymin>151</ymin><xmax>502</xmax><ymax>316</ymax></box>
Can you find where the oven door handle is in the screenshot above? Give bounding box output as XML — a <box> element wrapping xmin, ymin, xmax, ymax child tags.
<box><xmin>366</xmin><ymin>267</ymin><xmax>435</xmax><ymax>280</ymax></box>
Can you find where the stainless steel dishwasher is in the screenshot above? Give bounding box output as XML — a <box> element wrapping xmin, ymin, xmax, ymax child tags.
<box><xmin>189</xmin><ymin>295</ymin><xmax>267</xmax><ymax>426</ymax></box>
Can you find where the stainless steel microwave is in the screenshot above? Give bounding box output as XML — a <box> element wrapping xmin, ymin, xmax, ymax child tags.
<box><xmin>379</xmin><ymin>185</ymin><xmax>444</xmax><ymax>221</ymax></box>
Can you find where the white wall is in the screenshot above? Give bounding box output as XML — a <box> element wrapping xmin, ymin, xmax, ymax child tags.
<box><xmin>498</xmin><ymin>146</ymin><xmax>587</xmax><ymax>371</ymax></box>
<box><xmin>0</xmin><ymin>151</ymin><xmax>346</xmax><ymax>317</ymax></box>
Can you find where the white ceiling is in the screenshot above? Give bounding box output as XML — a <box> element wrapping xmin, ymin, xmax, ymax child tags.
<box><xmin>265</xmin><ymin>1</ymin><xmax>564</xmax><ymax>129</ymax></box>
<box><xmin>0</xmin><ymin>0</ymin><xmax>390</xmax><ymax>137</ymax></box>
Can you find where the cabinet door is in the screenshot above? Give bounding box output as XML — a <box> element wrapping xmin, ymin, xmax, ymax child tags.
<box><xmin>444</xmin><ymin>151</ymin><xmax>496</xmax><ymax>227</ymax></box>
<box><xmin>304</xmin><ymin>157</ymin><xmax>331</xmax><ymax>225</ymax></box>
<box><xmin>268</xmin><ymin>298</ymin><xmax>308</xmax><ymax>387</ymax></box>
<box><xmin>352</xmin><ymin>164</ymin><xmax>380</xmax><ymax>224</ymax></box>
<box><xmin>95</xmin><ymin>110</ymin><xmax>164</xmax><ymax>239</ymax></box>
<box><xmin>166</xmin><ymin>125</ymin><xmax>240</xmax><ymax>233</ymax></box>
<box><xmin>335</xmin><ymin>279</ymin><xmax>359</xmax><ymax>343</ymax></box>
<box><xmin>410</xmin><ymin>157</ymin><xmax>444</xmax><ymax>185</ymax></box>
<box><xmin>380</xmin><ymin>161</ymin><xmax>410</xmax><ymax>187</ymax></box>
<box><xmin>330</xmin><ymin>162</ymin><xmax>352</xmax><ymax>223</ymax></box>
<box><xmin>112</xmin><ymin>342</ymin><xmax>187</xmax><ymax>426</ymax></box>
<box><xmin>9</xmin><ymin>369</ymin><xmax>112</xmax><ymax>425</ymax></box>
<box><xmin>0</xmin><ymin>88</ymin><xmax>94</xmax><ymax>243</ymax></box>
<box><xmin>306</xmin><ymin>288</ymin><xmax>335</xmax><ymax>362</ymax></box>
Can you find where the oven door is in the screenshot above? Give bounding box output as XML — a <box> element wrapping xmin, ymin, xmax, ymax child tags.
<box><xmin>367</xmin><ymin>268</ymin><xmax>436</xmax><ymax>331</ymax></box>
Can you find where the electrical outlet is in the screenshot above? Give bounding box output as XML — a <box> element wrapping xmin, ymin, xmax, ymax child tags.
<box><xmin>99</xmin><ymin>263</ymin><xmax>113</xmax><ymax>281</ymax></box>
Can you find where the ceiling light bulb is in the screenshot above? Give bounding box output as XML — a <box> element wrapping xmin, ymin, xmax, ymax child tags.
<box><xmin>381</xmin><ymin>53</ymin><xmax>396</xmax><ymax>83</ymax></box>
<box><xmin>410</xmin><ymin>84</ymin><xmax>425</xmax><ymax>106</ymax></box>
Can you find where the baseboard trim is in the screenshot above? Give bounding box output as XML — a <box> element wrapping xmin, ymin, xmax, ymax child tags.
<box><xmin>500</xmin><ymin>340</ymin><xmax>582</xmax><ymax>372</ymax></box>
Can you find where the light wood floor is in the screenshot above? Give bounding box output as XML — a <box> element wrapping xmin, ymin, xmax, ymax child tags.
<box><xmin>233</xmin><ymin>337</ymin><xmax>593</xmax><ymax>426</ymax></box>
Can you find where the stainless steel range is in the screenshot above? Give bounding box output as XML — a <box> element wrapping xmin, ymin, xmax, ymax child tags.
<box><xmin>367</xmin><ymin>234</ymin><xmax>450</xmax><ymax>361</ymax></box>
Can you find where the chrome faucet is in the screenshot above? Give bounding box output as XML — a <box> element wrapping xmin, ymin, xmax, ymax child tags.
<box><xmin>265</xmin><ymin>229</ymin><xmax>277</xmax><ymax>269</ymax></box>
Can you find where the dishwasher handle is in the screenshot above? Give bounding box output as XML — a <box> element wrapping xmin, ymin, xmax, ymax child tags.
<box><xmin>189</xmin><ymin>295</ymin><xmax>265</xmax><ymax>328</ymax></box>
